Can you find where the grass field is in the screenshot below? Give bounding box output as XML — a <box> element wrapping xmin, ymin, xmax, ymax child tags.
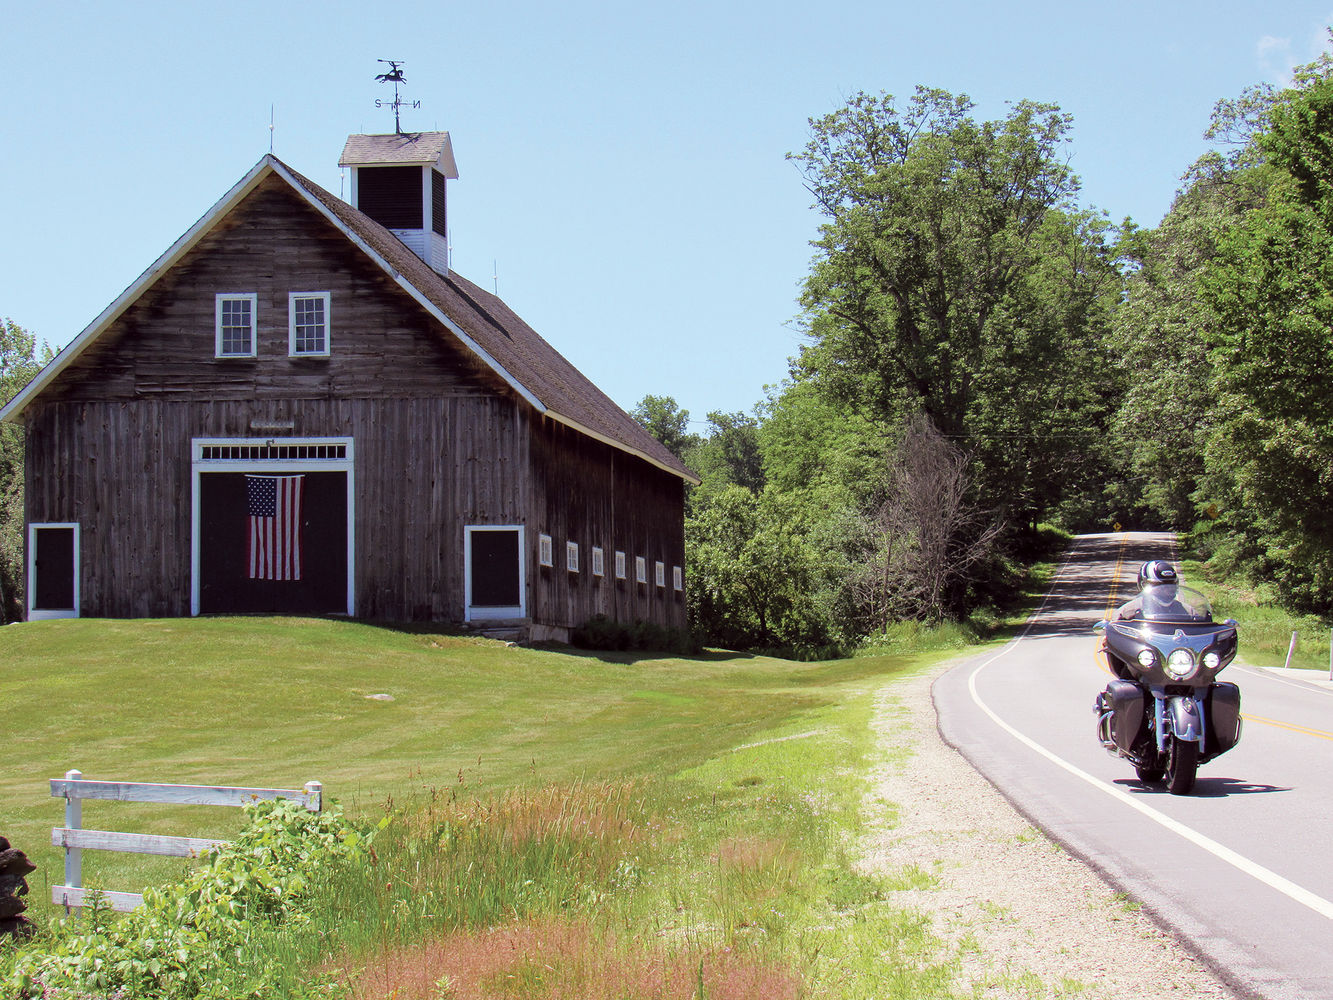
<box><xmin>2</xmin><ymin>615</ymin><xmax>1006</xmax><ymax>998</ymax></box>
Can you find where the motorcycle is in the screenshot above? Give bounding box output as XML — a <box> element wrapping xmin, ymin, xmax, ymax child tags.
<box><xmin>1093</xmin><ymin>583</ymin><xmax>1243</xmax><ymax>795</ymax></box>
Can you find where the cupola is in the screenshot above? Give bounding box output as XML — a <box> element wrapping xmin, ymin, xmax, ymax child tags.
<box><xmin>339</xmin><ymin>131</ymin><xmax>458</xmax><ymax>275</ymax></box>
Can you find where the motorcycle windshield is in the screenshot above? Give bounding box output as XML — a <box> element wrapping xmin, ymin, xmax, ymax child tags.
<box><xmin>1135</xmin><ymin>583</ymin><xmax>1212</xmax><ymax>623</ymax></box>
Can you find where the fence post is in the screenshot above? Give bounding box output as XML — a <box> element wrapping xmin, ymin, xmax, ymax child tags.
<box><xmin>303</xmin><ymin>781</ymin><xmax>322</xmax><ymax>812</ymax></box>
<box><xmin>63</xmin><ymin>769</ymin><xmax>82</xmax><ymax>912</ymax></box>
<box><xmin>1284</xmin><ymin>632</ymin><xmax>1299</xmax><ymax>671</ymax></box>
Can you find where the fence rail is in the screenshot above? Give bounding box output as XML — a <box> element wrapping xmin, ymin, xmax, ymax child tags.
<box><xmin>50</xmin><ymin>769</ymin><xmax>322</xmax><ymax>912</ymax></box>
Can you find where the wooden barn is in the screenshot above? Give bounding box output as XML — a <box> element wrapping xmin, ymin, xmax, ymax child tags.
<box><xmin>0</xmin><ymin>131</ymin><xmax>696</xmax><ymax>640</ymax></box>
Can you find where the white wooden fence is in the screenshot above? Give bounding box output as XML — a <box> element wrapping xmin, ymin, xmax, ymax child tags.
<box><xmin>50</xmin><ymin>769</ymin><xmax>322</xmax><ymax>912</ymax></box>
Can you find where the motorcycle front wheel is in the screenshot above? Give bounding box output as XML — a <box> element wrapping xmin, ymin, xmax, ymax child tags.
<box><xmin>1166</xmin><ymin>736</ymin><xmax>1199</xmax><ymax>795</ymax></box>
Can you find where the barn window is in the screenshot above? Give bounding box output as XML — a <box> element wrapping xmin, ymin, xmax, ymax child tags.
<box><xmin>635</xmin><ymin>556</ymin><xmax>647</xmax><ymax>584</ymax></box>
<box><xmin>566</xmin><ymin>541</ymin><xmax>580</xmax><ymax>573</ymax></box>
<box><xmin>615</xmin><ymin>551</ymin><xmax>627</xmax><ymax>580</ymax></box>
<box><xmin>289</xmin><ymin>293</ymin><xmax>331</xmax><ymax>356</ymax></box>
<box><xmin>465</xmin><ymin>525</ymin><xmax>526</xmax><ymax>620</ymax></box>
<box><xmin>673</xmin><ymin>565</ymin><xmax>683</xmax><ymax>591</ymax></box>
<box><xmin>592</xmin><ymin>547</ymin><xmax>605</xmax><ymax>577</ymax></box>
<box><xmin>539</xmin><ymin>534</ymin><xmax>554</xmax><ymax>567</ymax></box>
<box><xmin>655</xmin><ymin>561</ymin><xmax>666</xmax><ymax>588</ymax></box>
<box><xmin>216</xmin><ymin>293</ymin><xmax>257</xmax><ymax>358</ymax></box>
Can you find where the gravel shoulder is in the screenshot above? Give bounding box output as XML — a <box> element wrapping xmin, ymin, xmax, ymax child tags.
<box><xmin>857</xmin><ymin>658</ymin><xmax>1240</xmax><ymax>1000</ymax></box>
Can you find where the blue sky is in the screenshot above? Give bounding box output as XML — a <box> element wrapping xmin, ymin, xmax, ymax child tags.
<box><xmin>4</xmin><ymin>2</ymin><xmax>1331</xmax><ymax>426</ymax></box>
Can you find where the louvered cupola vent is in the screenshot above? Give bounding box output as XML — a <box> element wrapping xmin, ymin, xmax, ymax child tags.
<box><xmin>339</xmin><ymin>132</ymin><xmax>458</xmax><ymax>276</ymax></box>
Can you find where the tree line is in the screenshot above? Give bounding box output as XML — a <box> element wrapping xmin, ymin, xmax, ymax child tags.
<box><xmin>5</xmin><ymin>52</ymin><xmax>1333</xmax><ymax>637</ymax></box>
<box><xmin>635</xmin><ymin>49</ymin><xmax>1333</xmax><ymax>652</ymax></box>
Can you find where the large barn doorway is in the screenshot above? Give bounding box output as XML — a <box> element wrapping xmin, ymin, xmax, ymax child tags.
<box><xmin>191</xmin><ymin>439</ymin><xmax>355</xmax><ymax>617</ymax></box>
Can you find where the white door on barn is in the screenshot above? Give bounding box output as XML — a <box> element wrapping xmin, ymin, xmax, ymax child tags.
<box><xmin>464</xmin><ymin>525</ymin><xmax>526</xmax><ymax>620</ymax></box>
<box><xmin>27</xmin><ymin>522</ymin><xmax>80</xmax><ymax>620</ymax></box>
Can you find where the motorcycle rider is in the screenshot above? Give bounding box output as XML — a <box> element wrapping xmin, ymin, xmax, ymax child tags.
<box><xmin>1103</xmin><ymin>561</ymin><xmax>1181</xmax><ymax>679</ymax></box>
<box><xmin>1116</xmin><ymin>560</ymin><xmax>1182</xmax><ymax>621</ymax></box>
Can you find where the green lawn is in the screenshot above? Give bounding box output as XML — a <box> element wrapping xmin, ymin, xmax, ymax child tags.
<box><xmin>2</xmin><ymin>614</ymin><xmax>1066</xmax><ymax>999</ymax></box>
<box><xmin>1</xmin><ymin>617</ymin><xmax>906</xmax><ymax>908</ymax></box>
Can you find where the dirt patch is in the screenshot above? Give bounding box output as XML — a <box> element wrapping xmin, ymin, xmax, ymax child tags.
<box><xmin>860</xmin><ymin>663</ymin><xmax>1239</xmax><ymax>999</ymax></box>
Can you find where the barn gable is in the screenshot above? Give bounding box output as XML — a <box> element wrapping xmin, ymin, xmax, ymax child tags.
<box><xmin>33</xmin><ymin>174</ymin><xmax>510</xmax><ymax>406</ymax></box>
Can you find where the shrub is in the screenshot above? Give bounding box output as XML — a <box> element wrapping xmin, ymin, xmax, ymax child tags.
<box><xmin>3</xmin><ymin>799</ymin><xmax>375</xmax><ymax>999</ymax></box>
<box><xmin>571</xmin><ymin>615</ymin><xmax>700</xmax><ymax>655</ymax></box>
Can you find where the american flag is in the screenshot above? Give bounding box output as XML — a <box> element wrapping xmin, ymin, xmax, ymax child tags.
<box><xmin>246</xmin><ymin>475</ymin><xmax>304</xmax><ymax>580</ymax></box>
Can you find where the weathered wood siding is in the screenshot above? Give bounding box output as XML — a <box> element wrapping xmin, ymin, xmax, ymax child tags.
<box><xmin>527</xmin><ymin>417</ymin><xmax>686</xmax><ymax>630</ymax></box>
<box><xmin>24</xmin><ymin>396</ymin><xmax>528</xmax><ymax>620</ymax></box>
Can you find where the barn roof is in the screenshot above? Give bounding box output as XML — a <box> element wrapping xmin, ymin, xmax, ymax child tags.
<box><xmin>0</xmin><ymin>154</ymin><xmax>696</xmax><ymax>484</ymax></box>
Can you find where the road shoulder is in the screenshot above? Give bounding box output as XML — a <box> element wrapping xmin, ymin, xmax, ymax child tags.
<box><xmin>857</xmin><ymin>658</ymin><xmax>1238</xmax><ymax>999</ymax></box>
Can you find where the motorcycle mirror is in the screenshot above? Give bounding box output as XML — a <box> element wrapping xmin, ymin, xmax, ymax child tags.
<box><xmin>1093</xmin><ymin>620</ymin><xmax>1107</xmax><ymax>632</ymax></box>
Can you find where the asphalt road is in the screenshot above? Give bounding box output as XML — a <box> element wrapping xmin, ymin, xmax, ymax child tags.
<box><xmin>935</xmin><ymin>532</ymin><xmax>1333</xmax><ymax>1000</ymax></box>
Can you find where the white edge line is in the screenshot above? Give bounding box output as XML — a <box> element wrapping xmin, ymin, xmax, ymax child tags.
<box><xmin>964</xmin><ymin>544</ymin><xmax>1333</xmax><ymax>922</ymax></box>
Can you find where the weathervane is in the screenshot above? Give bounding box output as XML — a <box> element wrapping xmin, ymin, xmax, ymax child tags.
<box><xmin>374</xmin><ymin>59</ymin><xmax>421</xmax><ymax>134</ymax></box>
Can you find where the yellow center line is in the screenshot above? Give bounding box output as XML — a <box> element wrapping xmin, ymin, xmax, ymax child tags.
<box><xmin>1102</xmin><ymin>531</ymin><xmax>1129</xmax><ymax>621</ymax></box>
<box><xmin>1243</xmin><ymin>714</ymin><xmax>1333</xmax><ymax>742</ymax></box>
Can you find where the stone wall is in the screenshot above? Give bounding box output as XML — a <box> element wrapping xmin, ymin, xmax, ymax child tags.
<box><xmin>0</xmin><ymin>836</ymin><xmax>36</xmax><ymax>940</ymax></box>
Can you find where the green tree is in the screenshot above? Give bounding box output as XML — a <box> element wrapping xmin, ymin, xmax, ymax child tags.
<box><xmin>686</xmin><ymin>485</ymin><xmax>823</xmax><ymax>648</ymax></box>
<box><xmin>1</xmin><ymin>318</ymin><xmax>45</xmax><ymax>622</ymax></box>
<box><xmin>1202</xmin><ymin>74</ymin><xmax>1333</xmax><ymax>611</ymax></box>
<box><xmin>630</xmin><ymin>394</ymin><xmax>699</xmax><ymax>459</ymax></box>
<box><xmin>683</xmin><ymin>410</ymin><xmax>765</xmax><ymax>494</ymax></box>
<box><xmin>1109</xmin><ymin>82</ymin><xmax>1279</xmax><ymax>532</ymax></box>
<box><xmin>790</xmin><ymin>87</ymin><xmax>1081</xmax><ymax>441</ymax></box>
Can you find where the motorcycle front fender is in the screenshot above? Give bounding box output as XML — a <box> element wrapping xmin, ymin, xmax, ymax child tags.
<box><xmin>1167</xmin><ymin>694</ymin><xmax>1205</xmax><ymax>746</ymax></box>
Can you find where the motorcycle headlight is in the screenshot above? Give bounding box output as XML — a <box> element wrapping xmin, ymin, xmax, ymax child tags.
<box><xmin>1202</xmin><ymin>651</ymin><xmax>1221</xmax><ymax>669</ymax></box>
<box><xmin>1137</xmin><ymin>648</ymin><xmax>1156</xmax><ymax>668</ymax></box>
<box><xmin>1166</xmin><ymin>648</ymin><xmax>1197</xmax><ymax>680</ymax></box>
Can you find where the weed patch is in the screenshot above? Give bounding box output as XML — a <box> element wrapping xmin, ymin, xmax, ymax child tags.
<box><xmin>344</xmin><ymin>919</ymin><xmax>801</xmax><ymax>1000</ymax></box>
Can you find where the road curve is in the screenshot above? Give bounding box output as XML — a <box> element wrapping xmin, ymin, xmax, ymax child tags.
<box><xmin>935</xmin><ymin>532</ymin><xmax>1333</xmax><ymax>1000</ymax></box>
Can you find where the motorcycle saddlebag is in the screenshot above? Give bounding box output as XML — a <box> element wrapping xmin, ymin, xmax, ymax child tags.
<box><xmin>1104</xmin><ymin>679</ymin><xmax>1149</xmax><ymax>755</ymax></box>
<box><xmin>1206</xmin><ymin>682</ymin><xmax>1242</xmax><ymax>756</ymax></box>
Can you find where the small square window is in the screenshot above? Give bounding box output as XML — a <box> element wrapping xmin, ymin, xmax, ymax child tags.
<box><xmin>655</xmin><ymin>561</ymin><xmax>666</xmax><ymax>588</ymax></box>
<box><xmin>615</xmin><ymin>551</ymin><xmax>627</xmax><ymax>580</ymax></box>
<box><xmin>289</xmin><ymin>292</ymin><xmax>331</xmax><ymax>356</ymax></box>
<box><xmin>216</xmin><ymin>293</ymin><xmax>257</xmax><ymax>358</ymax></box>
<box><xmin>539</xmin><ymin>533</ymin><xmax>553</xmax><ymax>567</ymax></box>
<box><xmin>592</xmin><ymin>547</ymin><xmax>605</xmax><ymax>577</ymax></box>
<box><xmin>635</xmin><ymin>556</ymin><xmax>647</xmax><ymax>584</ymax></box>
<box><xmin>673</xmin><ymin>566</ymin><xmax>683</xmax><ymax>591</ymax></box>
<box><xmin>566</xmin><ymin>541</ymin><xmax>579</xmax><ymax>573</ymax></box>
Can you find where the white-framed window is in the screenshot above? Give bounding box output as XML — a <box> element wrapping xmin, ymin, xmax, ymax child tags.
<box><xmin>538</xmin><ymin>533</ymin><xmax>554</xmax><ymax>567</ymax></box>
<box><xmin>215</xmin><ymin>293</ymin><xmax>257</xmax><ymax>358</ymax></box>
<box><xmin>592</xmin><ymin>546</ymin><xmax>605</xmax><ymax>577</ymax></box>
<box><xmin>464</xmin><ymin>525</ymin><xmax>526</xmax><ymax>621</ymax></box>
<box><xmin>655</xmin><ymin>561</ymin><xmax>666</xmax><ymax>588</ymax></box>
<box><xmin>615</xmin><ymin>550</ymin><xmax>627</xmax><ymax>580</ymax></box>
<box><xmin>673</xmin><ymin>565</ymin><xmax>683</xmax><ymax>591</ymax></box>
<box><xmin>289</xmin><ymin>292</ymin><xmax>331</xmax><ymax>356</ymax></box>
<box><xmin>635</xmin><ymin>556</ymin><xmax>647</xmax><ymax>584</ymax></box>
<box><xmin>566</xmin><ymin>541</ymin><xmax>580</xmax><ymax>573</ymax></box>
